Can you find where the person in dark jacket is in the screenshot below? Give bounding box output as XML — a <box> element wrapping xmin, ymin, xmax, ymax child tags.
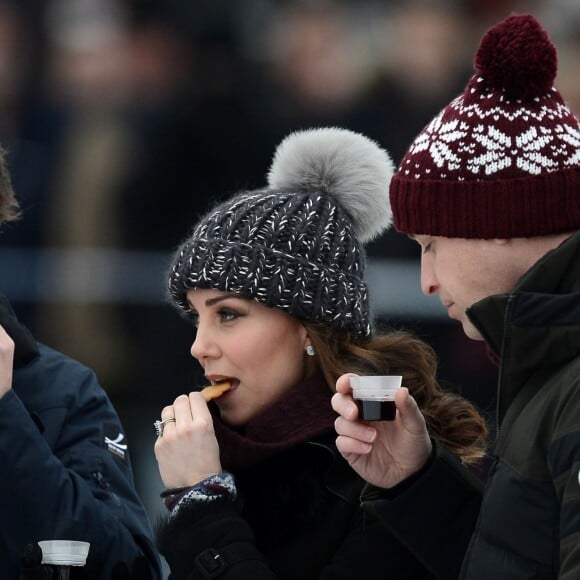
<box><xmin>153</xmin><ymin>127</ymin><xmax>489</xmax><ymax>580</ymax></box>
<box><xmin>0</xmin><ymin>152</ymin><xmax>162</xmax><ymax>578</ymax></box>
<box><xmin>332</xmin><ymin>14</ymin><xmax>580</xmax><ymax>580</ymax></box>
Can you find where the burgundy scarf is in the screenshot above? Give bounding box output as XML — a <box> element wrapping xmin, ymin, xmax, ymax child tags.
<box><xmin>212</xmin><ymin>373</ymin><xmax>337</xmax><ymax>472</ymax></box>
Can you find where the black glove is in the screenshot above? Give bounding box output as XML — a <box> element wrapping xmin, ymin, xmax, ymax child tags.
<box><xmin>20</xmin><ymin>543</ymin><xmax>54</xmax><ymax>580</ymax></box>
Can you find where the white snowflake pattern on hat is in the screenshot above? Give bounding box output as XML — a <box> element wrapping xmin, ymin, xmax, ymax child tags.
<box><xmin>389</xmin><ymin>14</ymin><xmax>580</xmax><ymax>239</ymax></box>
<box><xmin>402</xmin><ymin>91</ymin><xmax>580</xmax><ymax>179</ymax></box>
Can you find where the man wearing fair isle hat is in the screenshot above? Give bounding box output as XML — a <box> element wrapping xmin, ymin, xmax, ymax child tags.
<box><xmin>332</xmin><ymin>13</ymin><xmax>580</xmax><ymax>580</ymax></box>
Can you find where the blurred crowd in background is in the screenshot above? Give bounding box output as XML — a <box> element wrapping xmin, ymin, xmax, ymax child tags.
<box><xmin>0</xmin><ymin>0</ymin><xmax>578</xmax><ymax>522</ymax></box>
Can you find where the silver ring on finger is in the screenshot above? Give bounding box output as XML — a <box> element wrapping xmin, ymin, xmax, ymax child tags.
<box><xmin>154</xmin><ymin>416</ymin><xmax>176</xmax><ymax>438</ymax></box>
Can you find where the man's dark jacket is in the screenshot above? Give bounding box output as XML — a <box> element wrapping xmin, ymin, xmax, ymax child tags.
<box><xmin>362</xmin><ymin>231</ymin><xmax>580</xmax><ymax>579</ymax></box>
<box><xmin>0</xmin><ymin>294</ymin><xmax>162</xmax><ymax>578</ymax></box>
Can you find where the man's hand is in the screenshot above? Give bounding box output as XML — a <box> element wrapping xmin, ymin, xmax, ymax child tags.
<box><xmin>0</xmin><ymin>324</ymin><xmax>15</xmax><ymax>398</ymax></box>
<box><xmin>332</xmin><ymin>374</ymin><xmax>432</xmax><ymax>489</ymax></box>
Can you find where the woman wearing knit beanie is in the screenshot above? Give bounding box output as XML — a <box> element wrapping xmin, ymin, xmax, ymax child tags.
<box><xmin>333</xmin><ymin>14</ymin><xmax>580</xmax><ymax>580</ymax></box>
<box><xmin>153</xmin><ymin>127</ymin><xmax>488</xmax><ymax>579</ymax></box>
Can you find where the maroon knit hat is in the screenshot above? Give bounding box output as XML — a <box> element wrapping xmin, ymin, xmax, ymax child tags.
<box><xmin>389</xmin><ymin>14</ymin><xmax>580</xmax><ymax>239</ymax></box>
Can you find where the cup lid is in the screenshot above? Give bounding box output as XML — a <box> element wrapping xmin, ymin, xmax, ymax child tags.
<box><xmin>38</xmin><ymin>540</ymin><xmax>90</xmax><ymax>566</ymax></box>
<box><xmin>350</xmin><ymin>375</ymin><xmax>402</xmax><ymax>391</ymax></box>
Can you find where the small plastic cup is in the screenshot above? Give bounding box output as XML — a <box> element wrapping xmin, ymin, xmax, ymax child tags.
<box><xmin>350</xmin><ymin>375</ymin><xmax>402</xmax><ymax>421</ymax></box>
<box><xmin>38</xmin><ymin>540</ymin><xmax>90</xmax><ymax>580</ymax></box>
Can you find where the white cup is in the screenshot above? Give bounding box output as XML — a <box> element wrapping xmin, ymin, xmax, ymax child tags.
<box><xmin>38</xmin><ymin>540</ymin><xmax>90</xmax><ymax>567</ymax></box>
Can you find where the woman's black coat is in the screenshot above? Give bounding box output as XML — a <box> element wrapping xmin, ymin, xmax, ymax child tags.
<box><xmin>158</xmin><ymin>432</ymin><xmax>436</xmax><ymax>580</ymax></box>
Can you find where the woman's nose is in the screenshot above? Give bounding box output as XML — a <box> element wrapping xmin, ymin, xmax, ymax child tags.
<box><xmin>190</xmin><ymin>324</ymin><xmax>220</xmax><ymax>361</ymax></box>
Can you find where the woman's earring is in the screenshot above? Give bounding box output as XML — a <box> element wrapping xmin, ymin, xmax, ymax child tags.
<box><xmin>305</xmin><ymin>345</ymin><xmax>316</xmax><ymax>356</ymax></box>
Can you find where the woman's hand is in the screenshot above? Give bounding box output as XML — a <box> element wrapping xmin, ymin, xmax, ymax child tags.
<box><xmin>332</xmin><ymin>374</ymin><xmax>432</xmax><ymax>489</ymax></box>
<box><xmin>154</xmin><ymin>392</ymin><xmax>222</xmax><ymax>488</ymax></box>
<box><xmin>0</xmin><ymin>325</ymin><xmax>15</xmax><ymax>398</ymax></box>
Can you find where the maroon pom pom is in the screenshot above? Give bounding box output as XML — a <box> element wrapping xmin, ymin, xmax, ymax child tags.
<box><xmin>474</xmin><ymin>14</ymin><xmax>557</xmax><ymax>100</ymax></box>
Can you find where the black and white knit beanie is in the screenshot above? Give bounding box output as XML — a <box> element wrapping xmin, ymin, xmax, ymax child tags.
<box><xmin>168</xmin><ymin>127</ymin><xmax>395</xmax><ymax>338</ymax></box>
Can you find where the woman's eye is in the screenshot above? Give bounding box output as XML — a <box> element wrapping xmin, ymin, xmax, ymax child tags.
<box><xmin>219</xmin><ymin>308</ymin><xmax>239</xmax><ymax>322</ymax></box>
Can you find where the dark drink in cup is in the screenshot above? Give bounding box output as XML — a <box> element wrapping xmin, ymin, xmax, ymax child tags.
<box><xmin>350</xmin><ymin>375</ymin><xmax>402</xmax><ymax>422</ymax></box>
<box><xmin>355</xmin><ymin>399</ymin><xmax>397</xmax><ymax>421</ymax></box>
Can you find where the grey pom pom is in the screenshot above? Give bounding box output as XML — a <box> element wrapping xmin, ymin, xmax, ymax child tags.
<box><xmin>267</xmin><ymin>127</ymin><xmax>395</xmax><ymax>242</ymax></box>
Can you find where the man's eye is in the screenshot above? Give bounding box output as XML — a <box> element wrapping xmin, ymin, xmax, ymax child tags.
<box><xmin>422</xmin><ymin>243</ymin><xmax>432</xmax><ymax>254</ymax></box>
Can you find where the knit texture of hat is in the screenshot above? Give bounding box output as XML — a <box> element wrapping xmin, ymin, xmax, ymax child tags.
<box><xmin>389</xmin><ymin>14</ymin><xmax>580</xmax><ymax>239</ymax></box>
<box><xmin>169</xmin><ymin>128</ymin><xmax>394</xmax><ymax>338</ymax></box>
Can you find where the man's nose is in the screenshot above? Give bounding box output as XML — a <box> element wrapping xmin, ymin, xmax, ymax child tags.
<box><xmin>420</xmin><ymin>253</ymin><xmax>438</xmax><ymax>296</ymax></box>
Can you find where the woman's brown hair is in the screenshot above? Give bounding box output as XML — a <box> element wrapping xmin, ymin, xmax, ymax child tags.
<box><xmin>305</xmin><ymin>323</ymin><xmax>489</xmax><ymax>465</ymax></box>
